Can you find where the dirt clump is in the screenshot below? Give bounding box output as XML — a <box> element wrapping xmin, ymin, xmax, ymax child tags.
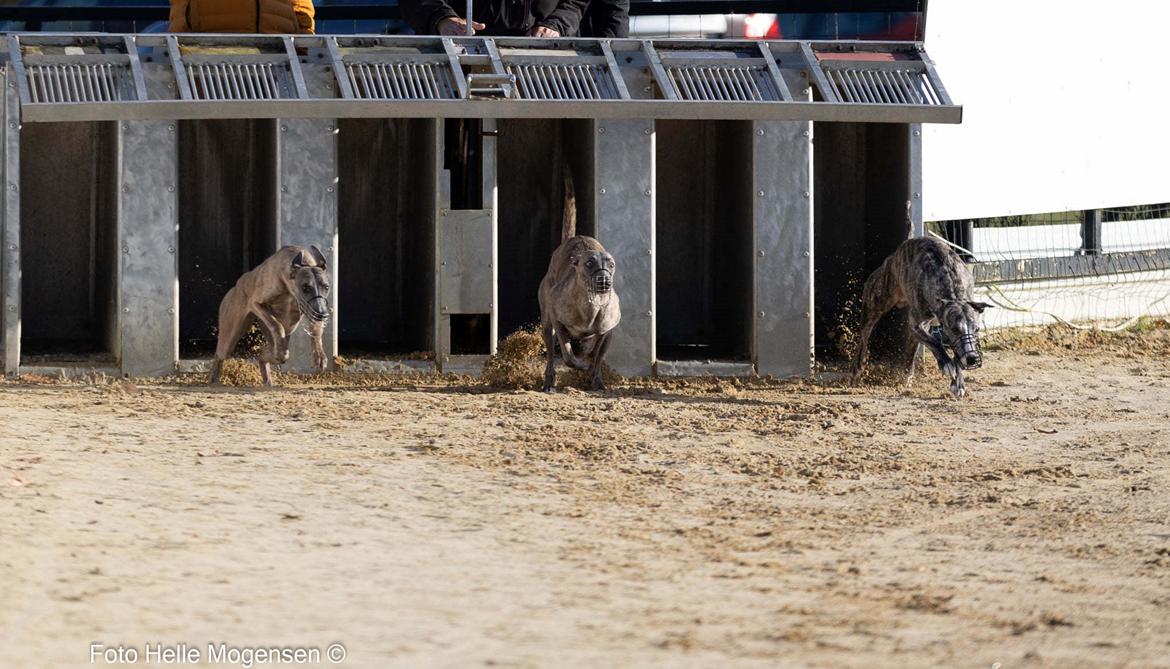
<box><xmin>482</xmin><ymin>326</ymin><xmax>546</xmax><ymax>389</ymax></box>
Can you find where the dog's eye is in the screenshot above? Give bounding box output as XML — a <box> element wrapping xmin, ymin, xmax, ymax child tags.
<box><xmin>587</xmin><ymin>259</ymin><xmax>595</xmax><ymax>267</ymax></box>
<box><xmin>302</xmin><ymin>286</ymin><xmax>312</xmax><ymax>294</ymax></box>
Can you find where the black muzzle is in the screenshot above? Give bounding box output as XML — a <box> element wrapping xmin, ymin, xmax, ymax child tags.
<box><xmin>927</xmin><ymin>325</ymin><xmax>982</xmax><ymax>369</ymax></box>
<box><xmin>953</xmin><ymin>332</ymin><xmax>983</xmax><ymax>369</ymax></box>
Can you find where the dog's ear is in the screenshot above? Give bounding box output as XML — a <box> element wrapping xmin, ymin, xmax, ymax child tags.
<box><xmin>290</xmin><ymin>249</ymin><xmax>311</xmax><ymax>275</ymax></box>
<box><xmin>308</xmin><ymin>245</ymin><xmax>327</xmax><ymax>270</ymax></box>
<box><xmin>969</xmin><ymin>301</ymin><xmax>993</xmax><ymax>313</ymax></box>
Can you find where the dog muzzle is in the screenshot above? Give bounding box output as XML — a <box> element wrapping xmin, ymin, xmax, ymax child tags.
<box><xmin>300</xmin><ymin>296</ymin><xmax>330</xmax><ymax>323</ymax></box>
<box><xmin>590</xmin><ymin>271</ymin><xmax>613</xmax><ymax>294</ymax></box>
<box><xmin>953</xmin><ymin>332</ymin><xmax>983</xmax><ymax>369</ymax></box>
<box><xmin>929</xmin><ymin>325</ymin><xmax>982</xmax><ymax>369</ymax></box>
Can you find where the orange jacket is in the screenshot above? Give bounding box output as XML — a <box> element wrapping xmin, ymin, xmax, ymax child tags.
<box><xmin>169</xmin><ymin>0</ymin><xmax>315</xmax><ymax>34</ymax></box>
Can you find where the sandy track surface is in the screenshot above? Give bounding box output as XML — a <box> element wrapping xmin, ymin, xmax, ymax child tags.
<box><xmin>3</xmin><ymin>330</ymin><xmax>1170</xmax><ymax>668</ymax></box>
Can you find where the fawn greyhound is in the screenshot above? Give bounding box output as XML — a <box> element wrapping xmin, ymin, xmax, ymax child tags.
<box><xmin>537</xmin><ymin>169</ymin><xmax>621</xmax><ymax>392</ymax></box>
<box><xmin>209</xmin><ymin>245</ymin><xmax>330</xmax><ymax>386</ymax></box>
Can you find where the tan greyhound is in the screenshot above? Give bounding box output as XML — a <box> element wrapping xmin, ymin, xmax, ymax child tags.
<box><xmin>537</xmin><ymin>169</ymin><xmax>621</xmax><ymax>392</ymax></box>
<box><xmin>209</xmin><ymin>245</ymin><xmax>331</xmax><ymax>386</ymax></box>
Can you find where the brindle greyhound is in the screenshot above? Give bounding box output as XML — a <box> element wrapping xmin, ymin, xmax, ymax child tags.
<box><xmin>850</xmin><ymin>236</ymin><xmax>990</xmax><ymax>398</ymax></box>
<box><xmin>537</xmin><ymin>169</ymin><xmax>621</xmax><ymax>392</ymax></box>
<box><xmin>209</xmin><ymin>245</ymin><xmax>331</xmax><ymax>386</ymax></box>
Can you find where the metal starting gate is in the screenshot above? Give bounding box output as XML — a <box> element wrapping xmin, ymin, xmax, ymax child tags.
<box><xmin>0</xmin><ymin>33</ymin><xmax>960</xmax><ymax>378</ymax></box>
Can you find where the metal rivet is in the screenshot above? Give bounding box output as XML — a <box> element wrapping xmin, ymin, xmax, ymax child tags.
<box><xmin>441</xmin><ymin>261</ymin><xmax>446</xmax><ymax>266</ymax></box>
<box><xmin>121</xmin><ymin>185</ymin><xmax>129</xmax><ymax>193</ymax></box>
<box><xmin>7</xmin><ymin>122</ymin><xmax>14</xmax><ymax>129</ymax></box>
<box><xmin>8</xmin><ymin>184</ymin><xmax>15</xmax><ymax>192</ymax></box>
<box><xmin>167</xmin><ymin>185</ymin><xmax>175</xmax><ymax>192</ymax></box>
<box><xmin>642</xmin><ymin>85</ymin><xmax>652</xmax><ymax>92</ymax></box>
<box><xmin>326</xmin><ymin>125</ymin><xmax>334</xmax><ymax>131</ymax></box>
<box><xmin>167</xmin><ymin>246</ymin><xmax>175</xmax><ymax>254</ymax></box>
<box><xmin>122</xmin><ymin>307</ymin><xmax>129</xmax><ymax>313</ymax></box>
<box><xmin>758</xmin><ymin>250</ymin><xmax>765</xmax><ymax>257</ymax></box>
<box><xmin>643</xmin><ymin>128</ymin><xmax>651</xmax><ymax>135</ymax></box>
<box><xmin>802</xmin><ymin>88</ymin><xmax>810</xmax><ymax>95</ymax></box>
<box><xmin>804</xmin><ymin>312</ymin><xmax>810</xmax><ymax>318</ymax></box>
<box><xmin>646</xmin><ymin>310</ymin><xmax>652</xmax><ymax>317</ymax></box>
<box><xmin>281</xmin><ymin>186</ymin><xmax>288</xmax><ymax>193</ymax></box>
<box><xmin>913</xmin><ymin>130</ymin><xmax>921</xmax><ymax>137</ymax></box>
<box><xmin>913</xmin><ymin>192</ymin><xmax>921</xmax><ymax>199</ymax></box>
<box><xmin>280</xmin><ymin>125</ymin><xmax>288</xmax><ymax>132</ymax></box>
<box><xmin>122</xmin><ymin>123</ymin><xmax>129</xmax><ymax>131</ymax></box>
<box><xmin>598</xmin><ymin>127</ymin><xmax>606</xmax><ymax>134</ymax></box>
<box><xmin>803</xmin><ymin>251</ymin><xmax>810</xmax><ymax>257</ymax></box>
<box><xmin>644</xmin><ymin>189</ymin><xmax>652</xmax><ymax>196</ymax></box>
<box><xmin>8</xmin><ymin>244</ymin><xmax>15</xmax><ymax>250</ymax></box>
<box><xmin>121</xmin><ymin>245</ymin><xmax>129</xmax><ymax>253</ymax></box>
<box><xmin>645</xmin><ymin>248</ymin><xmax>652</xmax><ymax>256</ymax></box>
<box><xmin>489</xmin><ymin>303</ymin><xmax>494</xmax><ymax>308</ymax></box>
<box><xmin>803</xmin><ymin>130</ymin><xmax>810</xmax><ymax>137</ymax></box>
<box><xmin>758</xmin><ymin>190</ymin><xmax>765</xmax><ymax>197</ymax></box>
<box><xmin>757</xmin><ymin>128</ymin><xmax>765</xmax><ymax>136</ymax></box>
<box><xmin>167</xmin><ymin>307</ymin><xmax>175</xmax><ymax>315</ymax></box>
<box><xmin>759</xmin><ymin>311</ymin><xmax>766</xmax><ymax>317</ymax></box>
<box><xmin>442</xmin><ymin>306</ymin><xmax>448</xmax><ymax>312</ymax></box>
<box><xmin>167</xmin><ymin>124</ymin><xmax>175</xmax><ymax>132</ymax></box>
<box><xmin>802</xmin><ymin>191</ymin><xmax>810</xmax><ymax>198</ymax></box>
<box><xmin>599</xmin><ymin>188</ymin><xmax>607</xmax><ymax>195</ymax></box>
<box><xmin>326</xmin><ymin>186</ymin><xmax>334</xmax><ymax>193</ymax></box>
<box><xmin>7</xmin><ymin>305</ymin><xmax>14</xmax><ymax>312</ymax></box>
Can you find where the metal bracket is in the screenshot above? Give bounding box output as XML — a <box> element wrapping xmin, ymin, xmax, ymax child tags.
<box><xmin>640</xmin><ymin>41</ymin><xmax>677</xmax><ymax>101</ymax></box>
<box><xmin>324</xmin><ymin>36</ymin><xmax>355</xmax><ymax>100</ymax></box>
<box><xmin>799</xmin><ymin>41</ymin><xmax>838</xmax><ymax>102</ymax></box>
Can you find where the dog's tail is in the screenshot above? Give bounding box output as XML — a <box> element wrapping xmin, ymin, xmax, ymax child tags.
<box><xmin>561</xmin><ymin>163</ymin><xmax>576</xmax><ymax>242</ymax></box>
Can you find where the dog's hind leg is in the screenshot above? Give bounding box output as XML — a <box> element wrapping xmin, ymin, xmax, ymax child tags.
<box><xmin>850</xmin><ymin>269</ymin><xmax>891</xmax><ymax>382</ymax></box>
<box><xmin>210</xmin><ymin>287</ymin><xmax>250</xmax><ymax>384</ymax></box>
<box><xmin>541</xmin><ymin>320</ymin><xmax>558</xmax><ymax>393</ymax></box>
<box><xmin>589</xmin><ymin>331</ymin><xmax>612</xmax><ymax>391</ymax></box>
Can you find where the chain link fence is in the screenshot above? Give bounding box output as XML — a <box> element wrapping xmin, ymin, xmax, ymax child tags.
<box><xmin>928</xmin><ymin>203</ymin><xmax>1170</xmax><ymax>331</ymax></box>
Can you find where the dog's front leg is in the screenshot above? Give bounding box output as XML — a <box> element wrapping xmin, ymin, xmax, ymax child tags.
<box><xmin>251</xmin><ymin>304</ymin><xmax>288</xmax><ymax>386</ymax></box>
<box><xmin>541</xmin><ymin>321</ymin><xmax>558</xmax><ymax>393</ymax></box>
<box><xmin>912</xmin><ymin>327</ymin><xmax>961</xmax><ymax>397</ymax></box>
<box><xmin>589</xmin><ymin>331</ymin><xmax>612</xmax><ymax>391</ymax></box>
<box><xmin>308</xmin><ymin>318</ymin><xmax>327</xmax><ymax>372</ymax></box>
<box><xmin>557</xmin><ymin>324</ymin><xmax>591</xmax><ymax>371</ymax></box>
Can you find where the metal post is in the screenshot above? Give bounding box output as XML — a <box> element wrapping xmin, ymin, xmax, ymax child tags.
<box><xmin>466</xmin><ymin>0</ymin><xmax>473</xmax><ymax>35</ymax></box>
<box><xmin>2</xmin><ymin>68</ymin><xmax>19</xmax><ymax>375</ymax></box>
<box><xmin>276</xmin><ymin>116</ymin><xmax>338</xmax><ymax>374</ymax></box>
<box><xmin>942</xmin><ymin>219</ymin><xmax>974</xmax><ymax>260</ymax></box>
<box><xmin>434</xmin><ymin>118</ymin><xmax>497</xmax><ymax>373</ymax></box>
<box><xmin>594</xmin><ymin>118</ymin><xmax>655</xmax><ymax>376</ymax></box>
<box><xmin>753</xmin><ymin>120</ymin><xmax>813</xmax><ymax>378</ymax></box>
<box><xmin>908</xmin><ymin>123</ymin><xmax>924</xmax><ymax>238</ymax></box>
<box><xmin>1082</xmin><ymin>208</ymin><xmax>1102</xmax><ymax>255</ymax></box>
<box><xmin>118</xmin><ymin>120</ymin><xmax>179</xmax><ymax>377</ymax></box>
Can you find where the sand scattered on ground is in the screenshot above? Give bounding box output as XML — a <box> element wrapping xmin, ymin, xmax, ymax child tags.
<box><xmin>3</xmin><ymin>325</ymin><xmax>1170</xmax><ymax>667</ymax></box>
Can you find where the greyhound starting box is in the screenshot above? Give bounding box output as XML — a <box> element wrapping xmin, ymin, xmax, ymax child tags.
<box><xmin>0</xmin><ymin>33</ymin><xmax>959</xmax><ymax>378</ymax></box>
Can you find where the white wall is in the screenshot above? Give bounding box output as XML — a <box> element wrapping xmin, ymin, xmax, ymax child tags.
<box><xmin>923</xmin><ymin>2</ymin><xmax>1170</xmax><ymax>221</ymax></box>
